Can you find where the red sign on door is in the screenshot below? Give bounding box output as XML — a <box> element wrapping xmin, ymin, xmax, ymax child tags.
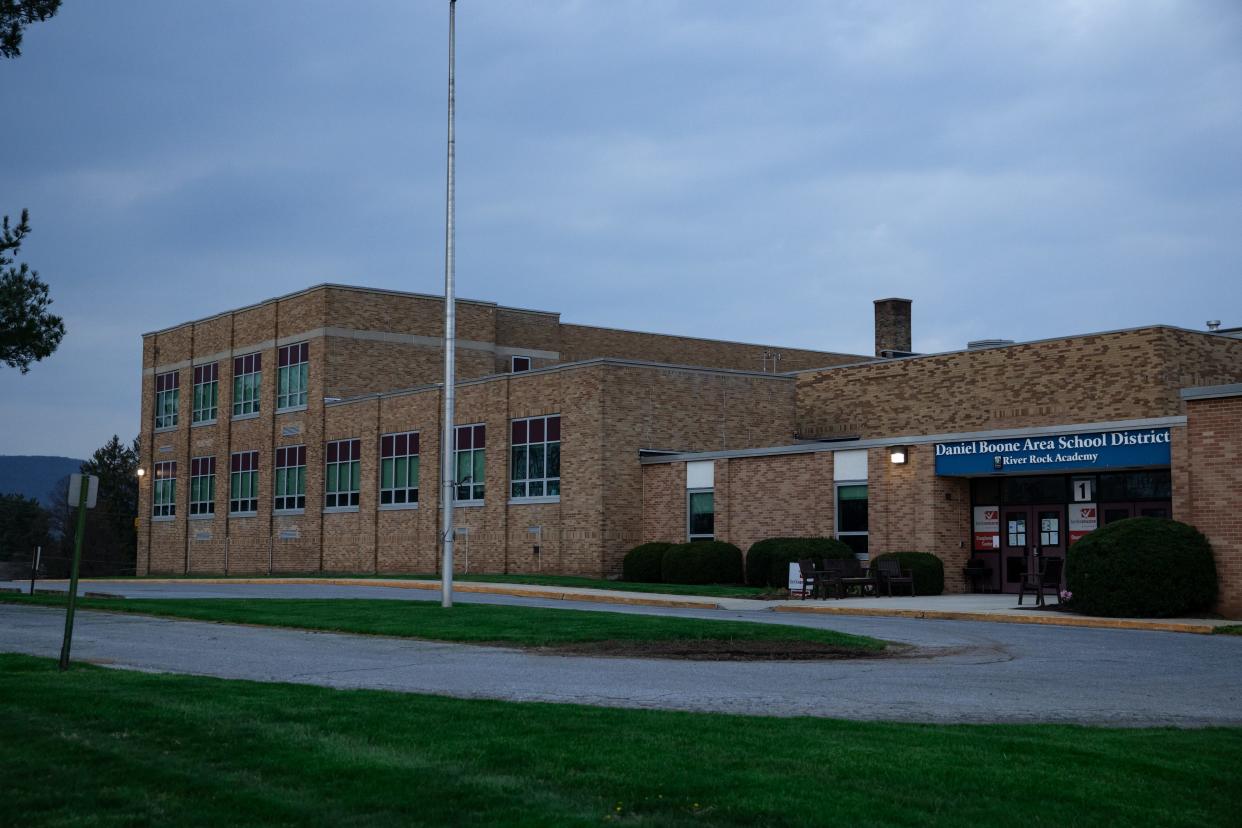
<box><xmin>1069</xmin><ymin>504</ymin><xmax>1098</xmax><ymax>544</ymax></box>
<box><xmin>973</xmin><ymin>506</ymin><xmax>1000</xmax><ymax>550</ymax></box>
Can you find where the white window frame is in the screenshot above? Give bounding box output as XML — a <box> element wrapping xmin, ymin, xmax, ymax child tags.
<box><xmin>189</xmin><ymin>456</ymin><xmax>215</xmax><ymax>517</ymax></box>
<box><xmin>191</xmin><ymin>363</ymin><xmax>218</xmax><ymax>425</ymax></box>
<box><xmin>454</xmin><ymin>424</ymin><xmax>486</xmax><ymax>505</ymax></box>
<box><xmin>153</xmin><ymin>461</ymin><xmax>176</xmax><ymax>519</ymax></box>
<box><xmin>379</xmin><ymin>431</ymin><xmax>419</xmax><ymax>509</ymax></box>
<box><xmin>229</xmin><ymin>450</ymin><xmax>259</xmax><ymax>516</ymax></box>
<box><xmin>324</xmin><ymin>438</ymin><xmax>361</xmax><ymax>511</ymax></box>
<box><xmin>834</xmin><ymin>481</ymin><xmax>869</xmax><ymax>560</ymax></box>
<box><xmin>232</xmin><ymin>353</ymin><xmax>262</xmax><ymax>418</ymax></box>
<box><xmin>511</xmin><ymin>355</ymin><xmax>532</xmax><ymax>373</ymax></box>
<box><xmin>274</xmin><ymin>445</ymin><xmax>306</xmax><ymax>514</ymax></box>
<box><xmin>154</xmin><ymin>371</ymin><xmax>179</xmax><ymax>430</ymax></box>
<box><xmin>277</xmin><ymin>342</ymin><xmax>309</xmax><ymax>412</ymax></box>
<box><xmin>687</xmin><ymin>488</ymin><xmax>714</xmax><ymax>542</ymax></box>
<box><xmin>509</xmin><ymin>415</ymin><xmax>560</xmax><ymax>503</ymax></box>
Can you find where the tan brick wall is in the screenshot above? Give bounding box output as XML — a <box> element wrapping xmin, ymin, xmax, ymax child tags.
<box><xmin>1182</xmin><ymin>396</ymin><xmax>1242</xmax><ymax>618</ymax></box>
<box><xmin>560</xmin><ymin>324</ymin><xmax>862</xmax><ymax>373</ymax></box>
<box><xmin>641</xmin><ymin>462</ymin><xmax>685</xmax><ymax>546</ymax></box>
<box><xmin>796</xmin><ymin>327</ymin><xmax>1242</xmax><ymax>439</ymax></box>
<box><xmin>866</xmin><ymin>447</ymin><xmax>971</xmax><ymax>591</ymax></box>
<box><xmin>717</xmin><ymin>453</ymin><xmax>836</xmax><ymax>554</ymax></box>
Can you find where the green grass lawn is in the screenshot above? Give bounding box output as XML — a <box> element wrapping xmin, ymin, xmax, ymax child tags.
<box><xmin>125</xmin><ymin>571</ymin><xmax>774</xmax><ymax>599</ymax></box>
<box><xmin>2</xmin><ymin>654</ymin><xmax>1240</xmax><ymax>827</ymax></box>
<box><xmin>0</xmin><ymin>594</ymin><xmax>883</xmax><ymax>650</ymax></box>
<box><xmin>1215</xmin><ymin>624</ymin><xmax>1242</xmax><ymax>635</ymax></box>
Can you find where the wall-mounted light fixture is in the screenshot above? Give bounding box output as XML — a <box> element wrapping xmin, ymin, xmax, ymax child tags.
<box><xmin>136</xmin><ymin>467</ymin><xmax>146</xmax><ymax>478</ymax></box>
<box><xmin>889</xmin><ymin>446</ymin><xmax>908</xmax><ymax>465</ymax></box>
<box><xmin>993</xmin><ymin>455</ymin><xmax>1004</xmax><ymax>471</ymax></box>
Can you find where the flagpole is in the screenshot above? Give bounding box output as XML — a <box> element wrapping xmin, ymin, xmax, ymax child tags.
<box><xmin>439</xmin><ymin>0</ymin><xmax>457</xmax><ymax>608</ymax></box>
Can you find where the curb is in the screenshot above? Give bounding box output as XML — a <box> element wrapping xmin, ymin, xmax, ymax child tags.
<box><xmin>773</xmin><ymin>604</ymin><xmax>1219</xmax><ymax>635</ymax></box>
<box><xmin>71</xmin><ymin>577</ymin><xmax>720</xmax><ymax>611</ymax></box>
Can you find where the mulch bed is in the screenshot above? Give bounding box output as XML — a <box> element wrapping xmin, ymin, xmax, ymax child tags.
<box><xmin>539</xmin><ymin>639</ymin><xmax>899</xmax><ymax>662</ymax></box>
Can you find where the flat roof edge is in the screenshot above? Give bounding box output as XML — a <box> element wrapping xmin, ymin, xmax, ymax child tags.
<box><xmin>639</xmin><ymin>415</ymin><xmax>1189</xmax><ymax>465</ymax></box>
<box><xmin>141</xmin><ymin>283</ymin><xmax>560</xmax><ymax>338</ymax></box>
<box><xmin>1181</xmin><ymin>383</ymin><xmax>1242</xmax><ymax>401</ymax></box>
<box><xmin>793</xmin><ymin>324</ymin><xmax>1235</xmax><ymax>376</ymax></box>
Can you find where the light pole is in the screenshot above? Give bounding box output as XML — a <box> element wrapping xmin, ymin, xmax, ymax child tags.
<box><xmin>439</xmin><ymin>0</ymin><xmax>458</xmax><ymax>608</ymax></box>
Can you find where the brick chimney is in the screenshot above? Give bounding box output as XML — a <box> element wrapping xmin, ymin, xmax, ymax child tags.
<box><xmin>874</xmin><ymin>298</ymin><xmax>912</xmax><ymax>357</ymax></box>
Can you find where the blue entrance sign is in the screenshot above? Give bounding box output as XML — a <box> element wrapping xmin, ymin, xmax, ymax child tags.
<box><xmin>934</xmin><ymin>428</ymin><xmax>1171</xmax><ymax>476</ymax></box>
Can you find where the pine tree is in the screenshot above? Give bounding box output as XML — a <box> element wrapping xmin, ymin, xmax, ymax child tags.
<box><xmin>1</xmin><ymin>0</ymin><xmax>62</xmax><ymax>59</ymax></box>
<box><xmin>1</xmin><ymin>209</ymin><xmax>65</xmax><ymax>373</ymax></box>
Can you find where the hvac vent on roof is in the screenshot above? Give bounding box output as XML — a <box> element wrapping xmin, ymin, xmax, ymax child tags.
<box><xmin>967</xmin><ymin>339</ymin><xmax>1016</xmax><ymax>350</ymax></box>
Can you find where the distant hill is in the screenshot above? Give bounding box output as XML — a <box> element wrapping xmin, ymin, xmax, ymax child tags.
<box><xmin>0</xmin><ymin>456</ymin><xmax>86</xmax><ymax>507</ymax></box>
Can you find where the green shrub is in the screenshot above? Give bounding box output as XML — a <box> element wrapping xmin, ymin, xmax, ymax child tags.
<box><xmin>745</xmin><ymin>537</ymin><xmax>856</xmax><ymax>587</ymax></box>
<box><xmin>621</xmin><ymin>543</ymin><xmax>673</xmax><ymax>583</ymax></box>
<box><xmin>1066</xmin><ymin>518</ymin><xmax>1217</xmax><ymax>618</ymax></box>
<box><xmin>871</xmin><ymin>552</ymin><xmax>945</xmax><ymax>596</ymax></box>
<box><xmin>661</xmin><ymin>541</ymin><xmax>745</xmax><ymax>585</ymax></box>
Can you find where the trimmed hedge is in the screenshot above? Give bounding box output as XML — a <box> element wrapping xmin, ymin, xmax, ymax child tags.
<box><xmin>621</xmin><ymin>543</ymin><xmax>673</xmax><ymax>583</ymax></box>
<box><xmin>871</xmin><ymin>552</ymin><xmax>944</xmax><ymax>596</ymax></box>
<box><xmin>1066</xmin><ymin>517</ymin><xmax>1217</xmax><ymax>618</ymax></box>
<box><xmin>661</xmin><ymin>541</ymin><xmax>745</xmax><ymax>585</ymax></box>
<box><xmin>745</xmin><ymin>537</ymin><xmax>856</xmax><ymax>588</ymax></box>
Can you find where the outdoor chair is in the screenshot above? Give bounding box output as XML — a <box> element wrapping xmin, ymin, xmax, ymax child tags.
<box><xmin>796</xmin><ymin>559</ymin><xmax>821</xmax><ymax>600</ymax></box>
<box><xmin>815</xmin><ymin>560</ymin><xmax>849</xmax><ymax>600</ymax></box>
<box><xmin>875</xmin><ymin>559</ymin><xmax>916</xmax><ymax>597</ymax></box>
<box><xmin>1018</xmin><ymin>557</ymin><xmax>1063</xmax><ymax>607</ymax></box>
<box><xmin>963</xmin><ymin>558</ymin><xmax>994</xmax><ymax>594</ymax></box>
<box><xmin>837</xmin><ymin>559</ymin><xmax>878</xmax><ymax>598</ymax></box>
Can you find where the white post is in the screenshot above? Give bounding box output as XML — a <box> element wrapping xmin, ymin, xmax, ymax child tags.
<box><xmin>439</xmin><ymin>0</ymin><xmax>458</xmax><ymax>608</ymax></box>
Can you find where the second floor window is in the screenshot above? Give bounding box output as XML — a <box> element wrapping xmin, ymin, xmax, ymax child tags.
<box><xmin>380</xmin><ymin>431</ymin><xmax>419</xmax><ymax>506</ymax></box>
<box><xmin>192</xmin><ymin>363</ymin><xmax>218</xmax><ymax>424</ymax></box>
<box><xmin>153</xmin><ymin>461</ymin><xmax>176</xmax><ymax>518</ymax></box>
<box><xmin>325</xmin><ymin>438</ymin><xmax>360</xmax><ymax>509</ymax></box>
<box><xmin>154</xmin><ymin>371</ymin><xmax>179</xmax><ymax>429</ymax></box>
<box><xmin>454</xmin><ymin>424</ymin><xmax>485</xmax><ymax>503</ymax></box>
<box><xmin>277</xmin><ymin>342</ymin><xmax>309</xmax><ymax>410</ymax></box>
<box><xmin>511</xmin><ymin>415</ymin><xmax>560</xmax><ymax>499</ymax></box>
<box><xmin>189</xmin><ymin>456</ymin><xmax>215</xmax><ymax>516</ymax></box>
<box><xmin>233</xmin><ymin>353</ymin><xmax>261</xmax><ymax>417</ymax></box>
<box><xmin>274</xmin><ymin>445</ymin><xmax>306</xmax><ymax>512</ymax></box>
<box><xmin>229</xmin><ymin>450</ymin><xmax>259</xmax><ymax>514</ymax></box>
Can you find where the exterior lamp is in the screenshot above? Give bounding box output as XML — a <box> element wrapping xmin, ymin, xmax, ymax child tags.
<box><xmin>889</xmin><ymin>446</ymin><xmax>908</xmax><ymax>465</ymax></box>
<box><xmin>136</xmin><ymin>467</ymin><xmax>146</xmax><ymax>478</ymax></box>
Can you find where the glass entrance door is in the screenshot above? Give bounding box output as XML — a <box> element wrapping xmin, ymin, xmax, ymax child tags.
<box><xmin>1000</xmin><ymin>505</ymin><xmax>1066</xmax><ymax>594</ymax></box>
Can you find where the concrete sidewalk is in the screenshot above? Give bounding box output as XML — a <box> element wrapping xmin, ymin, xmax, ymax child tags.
<box><xmin>9</xmin><ymin>576</ymin><xmax>1235</xmax><ymax>634</ymax></box>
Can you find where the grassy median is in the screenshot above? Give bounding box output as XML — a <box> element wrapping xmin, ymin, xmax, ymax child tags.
<box><xmin>2</xmin><ymin>654</ymin><xmax>1240</xmax><ymax>826</ymax></box>
<box><xmin>0</xmin><ymin>594</ymin><xmax>884</xmax><ymax>655</ymax></box>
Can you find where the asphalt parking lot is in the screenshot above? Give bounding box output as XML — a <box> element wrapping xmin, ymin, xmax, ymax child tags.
<box><xmin>3</xmin><ymin>580</ymin><xmax>1240</xmax><ymax>726</ymax></box>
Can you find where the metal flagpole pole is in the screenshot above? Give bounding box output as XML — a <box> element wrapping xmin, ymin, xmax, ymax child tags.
<box><xmin>439</xmin><ymin>0</ymin><xmax>457</xmax><ymax>608</ymax></box>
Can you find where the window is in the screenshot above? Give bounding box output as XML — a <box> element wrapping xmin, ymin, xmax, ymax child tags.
<box><xmin>153</xmin><ymin>461</ymin><xmax>176</xmax><ymax>518</ymax></box>
<box><xmin>154</xmin><ymin>371</ymin><xmax>179</xmax><ymax>429</ymax></box>
<box><xmin>274</xmin><ymin>445</ymin><xmax>306</xmax><ymax>512</ymax></box>
<box><xmin>189</xmin><ymin>457</ymin><xmax>215</xmax><ymax>516</ymax></box>
<box><xmin>510</xmin><ymin>415</ymin><xmax>560</xmax><ymax>499</ymax></box>
<box><xmin>836</xmin><ymin>483</ymin><xmax>869</xmax><ymax>558</ymax></box>
<box><xmin>380</xmin><ymin>432</ymin><xmax>419</xmax><ymax>506</ymax></box>
<box><xmin>277</xmin><ymin>342</ymin><xmax>309</xmax><ymax>411</ymax></box>
<box><xmin>192</xmin><ymin>363</ymin><xmax>218</xmax><ymax>424</ymax></box>
<box><xmin>233</xmin><ymin>353</ymin><xmax>261</xmax><ymax>417</ymax></box>
<box><xmin>688</xmin><ymin>490</ymin><xmax>714</xmax><ymax>541</ymax></box>
<box><xmin>325</xmin><ymin>439</ymin><xmax>360</xmax><ymax>509</ymax></box>
<box><xmin>511</xmin><ymin>355</ymin><xmax>532</xmax><ymax>372</ymax></box>
<box><xmin>454</xmin><ymin>424</ymin><xmax>486</xmax><ymax>503</ymax></box>
<box><xmin>229</xmin><ymin>450</ymin><xmax>259</xmax><ymax>514</ymax></box>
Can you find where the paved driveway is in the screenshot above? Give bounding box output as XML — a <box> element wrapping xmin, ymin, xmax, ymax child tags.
<box><xmin>3</xmin><ymin>581</ymin><xmax>1240</xmax><ymax>726</ymax></box>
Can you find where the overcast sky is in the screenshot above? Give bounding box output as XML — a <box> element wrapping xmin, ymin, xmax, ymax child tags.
<box><xmin>2</xmin><ymin>1</ymin><xmax>1240</xmax><ymax>458</ymax></box>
